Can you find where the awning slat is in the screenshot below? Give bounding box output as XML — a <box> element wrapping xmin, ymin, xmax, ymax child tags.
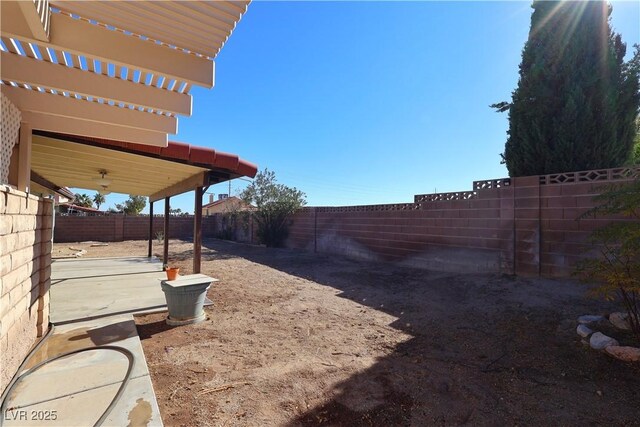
<box><xmin>70</xmin><ymin>53</ymin><xmax>82</xmax><ymax>69</ymax></box>
<box><xmin>2</xmin><ymin>1</ymin><xmax>251</xmax><ymax>149</ymax></box>
<box><xmin>61</xmin><ymin>2</ymin><xmax>222</xmax><ymax>56</ymax></box>
<box><xmin>53</xmin><ymin>49</ymin><xmax>66</xmax><ymax>65</ymax></box>
<box><xmin>86</xmin><ymin>57</ymin><xmax>95</xmax><ymax>72</ymax></box>
<box><xmin>41</xmin><ymin>45</ymin><xmax>56</xmax><ymax>63</ymax></box>
<box><xmin>50</xmin><ymin>0</ymin><xmax>250</xmax><ymax>59</ymax></box>
<box><xmin>23</xmin><ymin>42</ymin><xmax>38</xmax><ymax>58</ymax></box>
<box><xmin>99</xmin><ymin>61</ymin><xmax>109</xmax><ymax>75</ymax></box>
<box><xmin>1</xmin><ymin>37</ymin><xmax>20</xmax><ymax>54</ymax></box>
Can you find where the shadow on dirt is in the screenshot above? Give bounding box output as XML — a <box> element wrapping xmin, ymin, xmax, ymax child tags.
<box><xmin>199</xmin><ymin>238</ymin><xmax>640</xmax><ymax>425</ymax></box>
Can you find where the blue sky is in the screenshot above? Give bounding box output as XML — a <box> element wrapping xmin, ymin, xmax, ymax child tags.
<box><xmin>74</xmin><ymin>1</ymin><xmax>640</xmax><ymax>213</ymax></box>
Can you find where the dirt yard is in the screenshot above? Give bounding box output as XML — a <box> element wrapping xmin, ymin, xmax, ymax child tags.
<box><xmin>53</xmin><ymin>239</ymin><xmax>640</xmax><ymax>426</ymax></box>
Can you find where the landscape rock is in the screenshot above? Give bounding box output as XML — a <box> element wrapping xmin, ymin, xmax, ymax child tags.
<box><xmin>576</xmin><ymin>324</ymin><xmax>593</xmax><ymax>338</ymax></box>
<box><xmin>578</xmin><ymin>315</ymin><xmax>605</xmax><ymax>325</ymax></box>
<box><xmin>589</xmin><ymin>332</ymin><xmax>619</xmax><ymax>350</ymax></box>
<box><xmin>605</xmin><ymin>346</ymin><xmax>640</xmax><ymax>363</ymax></box>
<box><xmin>609</xmin><ymin>312</ymin><xmax>631</xmax><ymax>331</ymax></box>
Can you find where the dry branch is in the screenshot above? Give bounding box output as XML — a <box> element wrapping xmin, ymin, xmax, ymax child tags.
<box><xmin>196</xmin><ymin>382</ymin><xmax>251</xmax><ymax>396</ymax></box>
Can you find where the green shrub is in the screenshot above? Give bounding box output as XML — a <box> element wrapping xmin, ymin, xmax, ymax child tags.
<box><xmin>577</xmin><ymin>178</ymin><xmax>640</xmax><ymax>343</ymax></box>
<box><xmin>241</xmin><ymin>169</ymin><xmax>306</xmax><ymax>248</ymax></box>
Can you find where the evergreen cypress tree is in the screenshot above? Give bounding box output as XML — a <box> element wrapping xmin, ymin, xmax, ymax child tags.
<box><xmin>493</xmin><ymin>1</ymin><xmax>640</xmax><ymax>177</ymax></box>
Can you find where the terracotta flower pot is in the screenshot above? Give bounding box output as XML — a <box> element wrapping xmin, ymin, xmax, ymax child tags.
<box><xmin>165</xmin><ymin>267</ymin><xmax>180</xmax><ymax>281</ymax></box>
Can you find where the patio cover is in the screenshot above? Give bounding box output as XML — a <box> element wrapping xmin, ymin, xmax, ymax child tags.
<box><xmin>0</xmin><ymin>1</ymin><xmax>252</xmax><ymax>415</ymax></box>
<box><xmin>30</xmin><ymin>131</ymin><xmax>257</xmax><ymax>201</ymax></box>
<box><xmin>1</xmin><ymin>1</ymin><xmax>255</xmax><ymax>274</ymax></box>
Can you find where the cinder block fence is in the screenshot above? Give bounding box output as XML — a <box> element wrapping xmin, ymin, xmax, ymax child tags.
<box><xmin>52</xmin><ymin>167</ymin><xmax>638</xmax><ymax>278</ymax></box>
<box><xmin>286</xmin><ymin>167</ymin><xmax>638</xmax><ymax>277</ymax></box>
<box><xmin>53</xmin><ymin>215</ymin><xmax>254</xmax><ymax>243</ymax></box>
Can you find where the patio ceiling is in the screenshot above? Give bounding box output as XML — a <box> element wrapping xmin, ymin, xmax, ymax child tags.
<box><xmin>0</xmin><ymin>0</ymin><xmax>250</xmax><ymax>147</ymax></box>
<box><xmin>31</xmin><ymin>132</ymin><xmax>257</xmax><ymax>201</ymax></box>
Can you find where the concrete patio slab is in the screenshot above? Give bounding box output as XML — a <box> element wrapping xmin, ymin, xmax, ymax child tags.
<box><xmin>3</xmin><ymin>315</ymin><xmax>162</xmax><ymax>427</ymax></box>
<box><xmin>50</xmin><ymin>257</ymin><xmax>167</xmax><ymax>324</ymax></box>
<box><xmin>50</xmin><ymin>256</ymin><xmax>213</xmax><ymax>325</ymax></box>
<box><xmin>4</xmin><ymin>257</ymin><xmax>217</xmax><ymax>426</ymax></box>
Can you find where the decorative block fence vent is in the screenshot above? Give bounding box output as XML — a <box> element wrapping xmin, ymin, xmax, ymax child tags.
<box><xmin>540</xmin><ymin>167</ymin><xmax>640</xmax><ymax>185</ymax></box>
<box><xmin>313</xmin><ymin>203</ymin><xmax>419</xmax><ymax>213</ymax></box>
<box><xmin>414</xmin><ymin>191</ymin><xmax>477</xmax><ymax>203</ymax></box>
<box><xmin>473</xmin><ymin>178</ymin><xmax>511</xmax><ymax>190</ymax></box>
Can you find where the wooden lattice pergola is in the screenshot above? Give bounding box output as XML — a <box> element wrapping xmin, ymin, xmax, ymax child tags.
<box><xmin>0</xmin><ymin>0</ymin><xmax>256</xmax><ymax>272</ymax></box>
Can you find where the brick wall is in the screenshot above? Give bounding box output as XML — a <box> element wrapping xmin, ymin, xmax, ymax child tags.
<box><xmin>287</xmin><ymin>167</ymin><xmax>638</xmax><ymax>277</ymax></box>
<box><xmin>0</xmin><ymin>185</ymin><xmax>53</xmax><ymax>394</ymax></box>
<box><xmin>54</xmin><ymin>215</ymin><xmax>224</xmax><ymax>243</ymax></box>
<box><xmin>287</xmin><ymin>186</ymin><xmax>514</xmax><ymax>274</ymax></box>
<box><xmin>538</xmin><ymin>177</ymin><xmax>630</xmax><ymax>276</ymax></box>
<box><xmin>50</xmin><ymin>167</ymin><xmax>638</xmax><ymax>278</ymax></box>
<box><xmin>54</xmin><ymin>215</ymin><xmax>118</xmax><ymax>242</ymax></box>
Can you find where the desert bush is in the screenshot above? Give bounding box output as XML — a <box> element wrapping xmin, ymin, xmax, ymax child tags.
<box><xmin>577</xmin><ymin>178</ymin><xmax>640</xmax><ymax>343</ymax></box>
<box><xmin>241</xmin><ymin>169</ymin><xmax>306</xmax><ymax>247</ymax></box>
<box><xmin>115</xmin><ymin>195</ymin><xmax>147</xmax><ymax>215</ymax></box>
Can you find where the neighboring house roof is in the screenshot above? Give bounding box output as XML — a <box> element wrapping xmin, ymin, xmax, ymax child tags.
<box><xmin>59</xmin><ymin>203</ymin><xmax>102</xmax><ymax>213</ymax></box>
<box><xmin>58</xmin><ymin>187</ymin><xmax>75</xmax><ymax>200</ymax></box>
<box><xmin>203</xmin><ymin>196</ymin><xmax>254</xmax><ymax>210</ymax></box>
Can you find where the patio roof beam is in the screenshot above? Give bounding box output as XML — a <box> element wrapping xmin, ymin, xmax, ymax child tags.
<box><xmin>1</xmin><ymin>5</ymin><xmax>215</xmax><ymax>87</ymax></box>
<box><xmin>31</xmin><ymin>170</ymin><xmax>68</xmax><ymax>196</ymax></box>
<box><xmin>21</xmin><ymin>111</ymin><xmax>168</xmax><ymax>146</ymax></box>
<box><xmin>16</xmin><ymin>0</ymin><xmax>50</xmax><ymax>42</ymax></box>
<box><xmin>1</xmin><ymin>51</ymin><xmax>192</xmax><ymax>116</ymax></box>
<box><xmin>149</xmin><ymin>172</ymin><xmax>209</xmax><ymax>203</ymax></box>
<box><xmin>1</xmin><ymin>85</ymin><xmax>178</xmax><ymax>134</ymax></box>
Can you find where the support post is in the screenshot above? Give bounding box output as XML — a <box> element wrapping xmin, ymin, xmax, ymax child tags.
<box><xmin>148</xmin><ymin>201</ymin><xmax>154</xmax><ymax>258</ymax></box>
<box><xmin>163</xmin><ymin>197</ymin><xmax>170</xmax><ymax>269</ymax></box>
<box><xmin>193</xmin><ymin>186</ymin><xmax>203</xmax><ymax>274</ymax></box>
<box><xmin>18</xmin><ymin>122</ymin><xmax>32</xmax><ymax>192</ymax></box>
